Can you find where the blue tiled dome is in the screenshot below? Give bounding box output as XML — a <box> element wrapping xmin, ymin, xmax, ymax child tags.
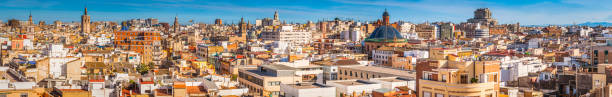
<box><xmin>364</xmin><ymin>25</ymin><xmax>406</xmax><ymax>42</ymax></box>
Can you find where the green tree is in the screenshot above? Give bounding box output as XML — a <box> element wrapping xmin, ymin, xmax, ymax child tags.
<box><xmin>470</xmin><ymin>78</ymin><xmax>479</xmax><ymax>83</ymax></box>
<box><xmin>136</xmin><ymin>63</ymin><xmax>152</xmax><ymax>75</ymax></box>
<box><xmin>231</xmin><ymin>74</ymin><xmax>238</xmax><ymax>81</ymax></box>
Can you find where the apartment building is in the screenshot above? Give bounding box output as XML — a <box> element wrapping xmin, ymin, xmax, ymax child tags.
<box><xmin>416</xmin><ymin>60</ymin><xmax>501</xmax><ymax>97</ymax></box>
<box><xmin>337</xmin><ymin>66</ymin><xmax>415</xmax><ymax>80</ymax></box>
<box><xmin>327</xmin><ymin>80</ymin><xmax>382</xmax><ymax>97</ymax></box>
<box><xmin>113</xmin><ymin>31</ymin><xmax>162</xmax><ymax>64</ymax></box>
<box><xmin>260</xmin><ymin>26</ymin><xmax>312</xmax><ymax>47</ymax></box>
<box><xmin>238</xmin><ymin>64</ymin><xmax>302</xmax><ymax>97</ymax></box>
<box><xmin>372</xmin><ymin>46</ymin><xmax>414</xmax><ymax>70</ymax></box>
<box><xmin>280</xmin><ymin>83</ymin><xmax>336</xmax><ymax>97</ymax></box>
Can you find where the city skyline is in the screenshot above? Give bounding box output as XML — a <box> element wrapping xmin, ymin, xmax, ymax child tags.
<box><xmin>1</xmin><ymin>0</ymin><xmax>612</xmax><ymax>25</ymax></box>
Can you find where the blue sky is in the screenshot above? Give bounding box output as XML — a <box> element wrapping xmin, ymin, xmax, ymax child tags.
<box><xmin>1</xmin><ymin>0</ymin><xmax>611</xmax><ymax>25</ymax></box>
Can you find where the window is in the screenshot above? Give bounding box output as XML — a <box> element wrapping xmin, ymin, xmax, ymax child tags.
<box><xmin>460</xmin><ymin>75</ymin><xmax>468</xmax><ymax>84</ymax></box>
<box><xmin>20</xmin><ymin>93</ymin><xmax>27</xmax><ymax>97</ymax></box>
<box><xmin>436</xmin><ymin>93</ymin><xmax>444</xmax><ymax>97</ymax></box>
<box><xmin>441</xmin><ymin>74</ymin><xmax>447</xmax><ymax>82</ymax></box>
<box><xmin>268</xmin><ymin>81</ymin><xmax>281</xmax><ymax>86</ymax></box>
<box><xmin>423</xmin><ymin>92</ymin><xmax>431</xmax><ymax>97</ymax></box>
<box><xmin>423</xmin><ymin>72</ymin><xmax>433</xmax><ymax>80</ymax></box>
<box><xmin>494</xmin><ymin>74</ymin><xmax>498</xmax><ymax>82</ymax></box>
<box><xmin>360</xmin><ymin>73</ymin><xmax>363</xmax><ymax>78</ymax></box>
<box><xmin>271</xmin><ymin>91</ymin><xmax>281</xmax><ymax>95</ymax></box>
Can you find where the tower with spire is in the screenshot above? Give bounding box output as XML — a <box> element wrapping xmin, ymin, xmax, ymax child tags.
<box><xmin>239</xmin><ymin>17</ymin><xmax>247</xmax><ymax>36</ymax></box>
<box><xmin>28</xmin><ymin>11</ymin><xmax>33</xmax><ymax>26</ymax></box>
<box><xmin>274</xmin><ymin>10</ymin><xmax>279</xmax><ymax>20</ymax></box>
<box><xmin>382</xmin><ymin>9</ymin><xmax>390</xmax><ymax>25</ymax></box>
<box><xmin>81</xmin><ymin>6</ymin><xmax>91</xmax><ymax>33</ymax></box>
<box><xmin>173</xmin><ymin>15</ymin><xmax>179</xmax><ymax>33</ymax></box>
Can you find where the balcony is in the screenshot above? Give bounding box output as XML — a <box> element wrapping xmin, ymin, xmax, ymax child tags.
<box><xmin>419</xmin><ymin>79</ymin><xmax>497</xmax><ymax>96</ymax></box>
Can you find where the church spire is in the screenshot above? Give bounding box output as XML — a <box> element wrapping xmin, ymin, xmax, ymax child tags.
<box><xmin>174</xmin><ymin>14</ymin><xmax>179</xmax><ymax>33</ymax></box>
<box><xmin>274</xmin><ymin>10</ymin><xmax>279</xmax><ymax>20</ymax></box>
<box><xmin>240</xmin><ymin>17</ymin><xmax>245</xmax><ymax>24</ymax></box>
<box><xmin>84</xmin><ymin>6</ymin><xmax>88</xmax><ymax>15</ymax></box>
<box><xmin>382</xmin><ymin>9</ymin><xmax>390</xmax><ymax>25</ymax></box>
<box><xmin>28</xmin><ymin>11</ymin><xmax>32</xmax><ymax>25</ymax></box>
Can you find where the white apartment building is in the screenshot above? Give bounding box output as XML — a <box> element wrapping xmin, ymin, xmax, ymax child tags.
<box><xmin>261</xmin><ymin>26</ymin><xmax>312</xmax><ymax>47</ymax></box>
<box><xmin>49</xmin><ymin>57</ymin><xmax>79</xmax><ymax>78</ymax></box>
<box><xmin>281</xmin><ymin>83</ymin><xmax>336</xmax><ymax>97</ymax></box>
<box><xmin>275</xmin><ymin>59</ymin><xmax>323</xmax><ymax>77</ymax></box>
<box><xmin>49</xmin><ymin>44</ymin><xmax>68</xmax><ymax>58</ymax></box>
<box><xmin>497</xmin><ymin>56</ymin><xmax>548</xmax><ymax>82</ymax></box>
<box><xmin>326</xmin><ymin>80</ymin><xmax>382</xmax><ymax>97</ymax></box>
<box><xmin>372</xmin><ymin>49</ymin><xmax>394</xmax><ymax>65</ymax></box>
<box><xmin>399</xmin><ymin>23</ymin><xmax>416</xmax><ymax>33</ymax></box>
<box><xmin>528</xmin><ymin>38</ymin><xmax>541</xmax><ymax>49</ymax></box>
<box><xmin>369</xmin><ymin>77</ymin><xmax>416</xmax><ymax>91</ymax></box>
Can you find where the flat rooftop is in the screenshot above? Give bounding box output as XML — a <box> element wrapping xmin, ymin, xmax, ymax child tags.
<box><xmin>343</xmin><ymin>66</ymin><xmax>415</xmax><ymax>78</ymax></box>
<box><xmin>313</xmin><ymin>59</ymin><xmax>361</xmax><ymax>66</ymax></box>
<box><xmin>286</xmin><ymin>83</ymin><xmax>332</xmax><ymax>89</ymax></box>
<box><xmin>374</xmin><ymin>77</ymin><xmax>415</xmax><ymax>82</ymax></box>
<box><xmin>261</xmin><ymin>64</ymin><xmax>295</xmax><ymax>70</ymax></box>
<box><xmin>331</xmin><ymin>80</ymin><xmax>377</xmax><ymax>86</ymax></box>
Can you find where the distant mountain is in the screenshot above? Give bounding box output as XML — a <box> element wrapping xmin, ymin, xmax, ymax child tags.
<box><xmin>523</xmin><ymin>22</ymin><xmax>612</xmax><ymax>27</ymax></box>
<box><xmin>576</xmin><ymin>22</ymin><xmax>612</xmax><ymax>27</ymax></box>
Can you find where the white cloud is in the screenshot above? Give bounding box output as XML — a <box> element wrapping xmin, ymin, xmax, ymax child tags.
<box><xmin>0</xmin><ymin>0</ymin><xmax>58</xmax><ymax>8</ymax></box>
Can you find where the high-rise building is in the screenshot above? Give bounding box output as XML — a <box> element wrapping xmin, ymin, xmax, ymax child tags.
<box><xmin>145</xmin><ymin>18</ymin><xmax>158</xmax><ymax>26</ymax></box>
<box><xmin>81</xmin><ymin>7</ymin><xmax>91</xmax><ymax>33</ymax></box>
<box><xmin>415</xmin><ymin>23</ymin><xmax>438</xmax><ymax>40</ymax></box>
<box><xmin>473</xmin><ymin>24</ymin><xmax>490</xmax><ymax>38</ymax></box>
<box><xmin>113</xmin><ymin>31</ymin><xmax>162</xmax><ymax>64</ymax></box>
<box><xmin>437</xmin><ymin>22</ymin><xmax>455</xmax><ymax>40</ymax></box>
<box><xmin>467</xmin><ymin>8</ymin><xmax>498</xmax><ymax>26</ymax></box>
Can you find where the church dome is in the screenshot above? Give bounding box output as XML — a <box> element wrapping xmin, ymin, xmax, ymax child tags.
<box><xmin>364</xmin><ymin>25</ymin><xmax>406</xmax><ymax>42</ymax></box>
